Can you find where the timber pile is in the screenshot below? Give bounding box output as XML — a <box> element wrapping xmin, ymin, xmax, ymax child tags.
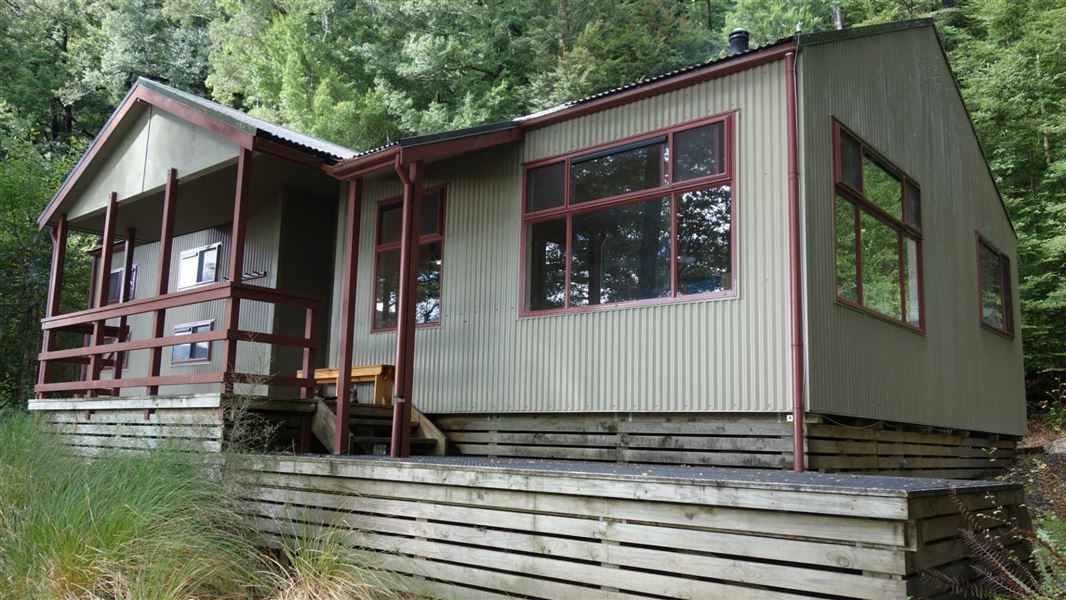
<box><xmin>235</xmin><ymin>454</ymin><xmax>1027</xmax><ymax>599</ymax></box>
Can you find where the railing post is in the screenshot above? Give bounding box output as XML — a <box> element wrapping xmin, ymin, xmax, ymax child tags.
<box><xmin>148</xmin><ymin>169</ymin><xmax>178</xmax><ymax>395</ymax></box>
<box><xmin>334</xmin><ymin>178</ymin><xmax>362</xmax><ymax>455</ymax></box>
<box><xmin>36</xmin><ymin>213</ymin><xmax>68</xmax><ymax>398</ymax></box>
<box><xmin>87</xmin><ymin>193</ymin><xmax>118</xmax><ymax>396</ymax></box>
<box><xmin>391</xmin><ymin>160</ymin><xmax>421</xmax><ymax>458</ymax></box>
<box><xmin>300</xmin><ymin>305</ymin><xmax>317</xmax><ymax>452</ymax></box>
<box><xmin>221</xmin><ymin>149</ymin><xmax>251</xmax><ymax>394</ymax></box>
<box><xmin>112</xmin><ymin>226</ymin><xmax>136</xmax><ymax>394</ymax></box>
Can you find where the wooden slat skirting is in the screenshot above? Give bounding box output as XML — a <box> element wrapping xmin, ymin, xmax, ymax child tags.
<box><xmin>234</xmin><ymin>455</ymin><xmax>1028</xmax><ymax>600</ymax></box>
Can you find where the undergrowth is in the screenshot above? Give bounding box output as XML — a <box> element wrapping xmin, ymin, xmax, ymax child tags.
<box><xmin>0</xmin><ymin>409</ymin><xmax>406</xmax><ymax>600</ymax></box>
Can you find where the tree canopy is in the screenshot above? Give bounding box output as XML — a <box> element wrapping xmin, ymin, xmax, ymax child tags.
<box><xmin>0</xmin><ymin>0</ymin><xmax>1062</xmax><ymax>403</ymax></box>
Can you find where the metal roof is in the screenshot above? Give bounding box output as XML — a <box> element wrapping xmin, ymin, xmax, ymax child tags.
<box><xmin>136</xmin><ymin>78</ymin><xmax>358</xmax><ymax>161</ymax></box>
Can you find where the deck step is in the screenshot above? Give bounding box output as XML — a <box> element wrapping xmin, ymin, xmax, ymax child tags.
<box><xmin>310</xmin><ymin>398</ymin><xmax>446</xmax><ymax>456</ymax></box>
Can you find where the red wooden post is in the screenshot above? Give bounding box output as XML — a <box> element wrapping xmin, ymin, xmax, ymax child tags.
<box><xmin>148</xmin><ymin>169</ymin><xmax>178</xmax><ymax>394</ymax></box>
<box><xmin>112</xmin><ymin>227</ymin><xmax>136</xmax><ymax>391</ymax></box>
<box><xmin>299</xmin><ymin>305</ymin><xmax>317</xmax><ymax>452</ymax></box>
<box><xmin>88</xmin><ymin>193</ymin><xmax>118</xmax><ymax>394</ymax></box>
<box><xmin>221</xmin><ymin>149</ymin><xmax>252</xmax><ymax>393</ymax></box>
<box><xmin>36</xmin><ymin>213</ymin><xmax>68</xmax><ymax>398</ymax></box>
<box><xmin>333</xmin><ymin>178</ymin><xmax>362</xmax><ymax>455</ymax></box>
<box><xmin>390</xmin><ymin>161</ymin><xmax>422</xmax><ymax>458</ymax></box>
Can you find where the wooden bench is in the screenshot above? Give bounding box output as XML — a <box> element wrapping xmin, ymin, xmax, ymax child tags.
<box><xmin>296</xmin><ymin>365</ymin><xmax>395</xmax><ymax>405</ymax></box>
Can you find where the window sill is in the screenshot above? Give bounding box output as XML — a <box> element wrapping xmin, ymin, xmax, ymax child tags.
<box><xmin>833</xmin><ymin>297</ymin><xmax>925</xmax><ymax>336</ymax></box>
<box><xmin>980</xmin><ymin>322</ymin><xmax>1015</xmax><ymax>340</ymax></box>
<box><xmin>171</xmin><ymin>360</ymin><xmax>212</xmax><ymax>367</ymax></box>
<box><xmin>520</xmin><ymin>290</ymin><xmax>738</xmax><ymax>320</ymax></box>
<box><xmin>370</xmin><ymin>321</ymin><xmax>441</xmax><ymax>335</ymax></box>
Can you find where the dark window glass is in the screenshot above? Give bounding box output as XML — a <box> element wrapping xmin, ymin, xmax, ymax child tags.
<box><xmin>526</xmin><ymin>162</ymin><xmax>565</xmax><ymax>212</ymax></box>
<box><xmin>904</xmin><ymin>181</ymin><xmax>921</xmax><ymax>229</ymax></box>
<box><xmin>415</xmin><ymin>242</ymin><xmax>442</xmax><ymax>324</ymax></box>
<box><xmin>677</xmin><ymin>186</ymin><xmax>732</xmax><ymax>294</ymax></box>
<box><xmin>570</xmin><ymin>138</ymin><xmax>665</xmax><ymax>204</ymax></box>
<box><xmin>107</xmin><ymin>269</ymin><xmax>123</xmax><ymax>303</ymax></box>
<box><xmin>420</xmin><ymin>192</ymin><xmax>440</xmax><ymax>236</ymax></box>
<box><xmin>904</xmin><ymin>238</ymin><xmax>921</xmax><ymax>326</ymax></box>
<box><xmin>378</xmin><ymin>203</ymin><xmax>403</xmax><ymax>244</ymax></box>
<box><xmin>673</xmin><ymin>122</ymin><xmax>725</xmax><ymax>182</ymax></box>
<box><xmin>1003</xmin><ymin>259</ymin><xmax>1014</xmax><ymax>333</ymax></box>
<box><xmin>526</xmin><ymin>218</ymin><xmax>567</xmax><ymax>311</ymax></box>
<box><xmin>839</xmin><ymin>131</ymin><xmax>862</xmax><ymax>191</ymax></box>
<box><xmin>835</xmin><ymin>196</ymin><xmax>858</xmax><ymax>302</ymax></box>
<box><xmin>860</xmin><ymin>212</ymin><xmax>901</xmax><ymax>319</ymax></box>
<box><xmin>172</xmin><ymin>323</ymin><xmax>211</xmax><ymax>363</ymax></box>
<box><xmin>569</xmin><ymin>197</ymin><xmax>671</xmax><ymax>306</ymax></box>
<box><xmin>373</xmin><ymin>249</ymin><xmax>401</xmax><ymax>329</ymax></box>
<box><xmin>979</xmin><ymin>242</ymin><xmax>1006</xmax><ymax>330</ymax></box>
<box><xmin>863</xmin><ymin>155</ymin><xmax>902</xmax><ymax>220</ymax></box>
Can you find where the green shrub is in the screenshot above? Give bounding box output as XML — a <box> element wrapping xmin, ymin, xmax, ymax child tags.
<box><xmin>0</xmin><ymin>410</ymin><xmax>264</xmax><ymax>599</ymax></box>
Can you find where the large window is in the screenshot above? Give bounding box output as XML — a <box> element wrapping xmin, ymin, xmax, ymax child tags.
<box><xmin>373</xmin><ymin>188</ymin><xmax>445</xmax><ymax>330</ymax></box>
<box><xmin>171</xmin><ymin>321</ymin><xmax>213</xmax><ymax>365</ymax></box>
<box><xmin>522</xmin><ymin>114</ymin><xmax>734</xmax><ymax>314</ymax></box>
<box><xmin>178</xmin><ymin>243</ymin><xmax>220</xmax><ymax>290</ymax></box>
<box><xmin>833</xmin><ymin>122</ymin><xmax>923</xmax><ymax>329</ymax></box>
<box><xmin>976</xmin><ymin>235</ymin><xmax>1014</xmax><ymax>336</ymax></box>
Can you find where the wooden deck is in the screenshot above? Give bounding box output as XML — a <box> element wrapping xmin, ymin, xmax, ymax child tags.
<box><xmin>236</xmin><ymin>454</ymin><xmax>1028</xmax><ymax>599</ymax></box>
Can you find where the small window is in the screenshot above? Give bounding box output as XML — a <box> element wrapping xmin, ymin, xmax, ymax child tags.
<box><xmin>106</xmin><ymin>265</ymin><xmax>137</xmax><ymax>303</ymax></box>
<box><xmin>521</xmin><ymin>114</ymin><xmax>735</xmax><ymax>314</ymax></box>
<box><xmin>977</xmin><ymin>236</ymin><xmax>1014</xmax><ymax>335</ymax></box>
<box><xmin>832</xmin><ymin>122</ymin><xmax>922</xmax><ymax>329</ymax></box>
<box><xmin>373</xmin><ymin>189</ymin><xmax>445</xmax><ymax>330</ymax></box>
<box><xmin>172</xmin><ymin>321</ymin><xmax>212</xmax><ymax>364</ymax></box>
<box><xmin>178</xmin><ymin>244</ymin><xmax>220</xmax><ymax>289</ymax></box>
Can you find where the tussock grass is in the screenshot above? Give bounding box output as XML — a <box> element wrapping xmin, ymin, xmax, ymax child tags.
<box><xmin>0</xmin><ymin>410</ymin><xmax>407</xmax><ymax>600</ymax></box>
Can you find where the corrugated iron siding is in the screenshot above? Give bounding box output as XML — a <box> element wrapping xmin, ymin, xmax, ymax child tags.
<box><xmin>338</xmin><ymin>61</ymin><xmax>792</xmax><ymax>414</ymax></box>
<box><xmin>798</xmin><ymin>28</ymin><xmax>1026</xmax><ymax>435</ymax></box>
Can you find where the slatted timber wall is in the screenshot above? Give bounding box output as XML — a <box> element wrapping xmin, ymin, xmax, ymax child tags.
<box><xmin>39</xmin><ymin>407</ymin><xmax>224</xmax><ymax>454</ymax></box>
<box><xmin>436</xmin><ymin>413</ymin><xmax>1018</xmax><ymax>478</ymax></box>
<box><xmin>435</xmin><ymin>413</ymin><xmax>798</xmax><ymax>469</ymax></box>
<box><xmin>235</xmin><ymin>455</ymin><xmax>1028</xmax><ymax>600</ymax></box>
<box><xmin>807</xmin><ymin>421</ymin><xmax>1018</xmax><ymax>479</ymax></box>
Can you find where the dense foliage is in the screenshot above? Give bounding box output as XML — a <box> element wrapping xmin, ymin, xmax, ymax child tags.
<box><xmin>0</xmin><ymin>0</ymin><xmax>1063</xmax><ymax>403</ymax></box>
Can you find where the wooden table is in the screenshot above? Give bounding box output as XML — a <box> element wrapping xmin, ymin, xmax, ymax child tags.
<box><xmin>297</xmin><ymin>364</ymin><xmax>395</xmax><ymax>405</ymax></box>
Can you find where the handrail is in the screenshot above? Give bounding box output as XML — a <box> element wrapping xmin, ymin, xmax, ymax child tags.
<box><xmin>35</xmin><ymin>282</ymin><xmax>322</xmax><ymax>399</ymax></box>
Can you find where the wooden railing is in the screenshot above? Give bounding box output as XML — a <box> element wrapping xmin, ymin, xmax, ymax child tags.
<box><xmin>35</xmin><ymin>281</ymin><xmax>320</xmax><ymax>398</ymax></box>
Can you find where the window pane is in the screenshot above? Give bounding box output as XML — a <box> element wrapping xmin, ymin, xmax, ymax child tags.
<box><xmin>835</xmin><ymin>196</ymin><xmax>858</xmax><ymax>302</ymax></box>
<box><xmin>677</xmin><ymin>186</ymin><xmax>732</xmax><ymax>294</ymax></box>
<box><xmin>1003</xmin><ymin>259</ymin><xmax>1014</xmax><ymax>333</ymax></box>
<box><xmin>107</xmin><ymin>270</ymin><xmax>122</xmax><ymax>303</ymax></box>
<box><xmin>378</xmin><ymin>203</ymin><xmax>403</xmax><ymax>244</ymax></box>
<box><xmin>526</xmin><ymin>162</ymin><xmax>565</xmax><ymax>212</ymax></box>
<box><xmin>200</xmin><ymin>246</ymin><xmax>218</xmax><ymax>284</ymax></box>
<box><xmin>526</xmin><ymin>218</ymin><xmax>567</xmax><ymax>311</ymax></box>
<box><xmin>839</xmin><ymin>131</ymin><xmax>862</xmax><ymax>190</ymax></box>
<box><xmin>904</xmin><ymin>238</ymin><xmax>920</xmax><ymax>326</ymax></box>
<box><xmin>570</xmin><ymin>139</ymin><xmax>665</xmax><ymax>204</ymax></box>
<box><xmin>863</xmin><ymin>155</ymin><xmax>902</xmax><ymax>220</ymax></box>
<box><xmin>570</xmin><ymin>197</ymin><xmax>671</xmax><ymax>306</ymax></box>
<box><xmin>415</xmin><ymin>242</ymin><xmax>442</xmax><ymax>324</ymax></box>
<box><xmin>673</xmin><ymin>122</ymin><xmax>725</xmax><ymax>182</ymax></box>
<box><xmin>420</xmin><ymin>192</ymin><xmax>440</xmax><ymax>236</ymax></box>
<box><xmin>979</xmin><ymin>243</ymin><xmax>1004</xmax><ymax>329</ymax></box>
<box><xmin>904</xmin><ymin>181</ymin><xmax>921</xmax><ymax>229</ymax></box>
<box><xmin>178</xmin><ymin>254</ymin><xmax>198</xmax><ymax>288</ymax></box>
<box><xmin>373</xmin><ymin>249</ymin><xmax>401</xmax><ymax>329</ymax></box>
<box><xmin>172</xmin><ymin>326</ymin><xmax>191</xmax><ymax>362</ymax></box>
<box><xmin>860</xmin><ymin>212</ymin><xmax>902</xmax><ymax>319</ymax></box>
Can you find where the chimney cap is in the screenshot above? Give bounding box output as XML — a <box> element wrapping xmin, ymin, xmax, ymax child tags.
<box><xmin>729</xmin><ymin>28</ymin><xmax>750</xmax><ymax>55</ymax></box>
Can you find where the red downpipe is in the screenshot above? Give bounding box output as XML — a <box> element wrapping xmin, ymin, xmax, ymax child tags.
<box><xmin>785</xmin><ymin>50</ymin><xmax>805</xmax><ymax>472</ymax></box>
<box><xmin>390</xmin><ymin>156</ymin><xmax>416</xmax><ymax>458</ymax></box>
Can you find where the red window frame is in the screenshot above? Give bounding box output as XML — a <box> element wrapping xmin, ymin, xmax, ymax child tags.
<box><xmin>371</xmin><ymin>184</ymin><xmax>446</xmax><ymax>332</ymax></box>
<box><xmin>832</xmin><ymin>120</ymin><xmax>925</xmax><ymax>332</ymax></box>
<box><xmin>519</xmin><ymin>111</ymin><xmax>737</xmax><ymax>317</ymax></box>
<box><xmin>975</xmin><ymin>233</ymin><xmax>1015</xmax><ymax>338</ymax></box>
